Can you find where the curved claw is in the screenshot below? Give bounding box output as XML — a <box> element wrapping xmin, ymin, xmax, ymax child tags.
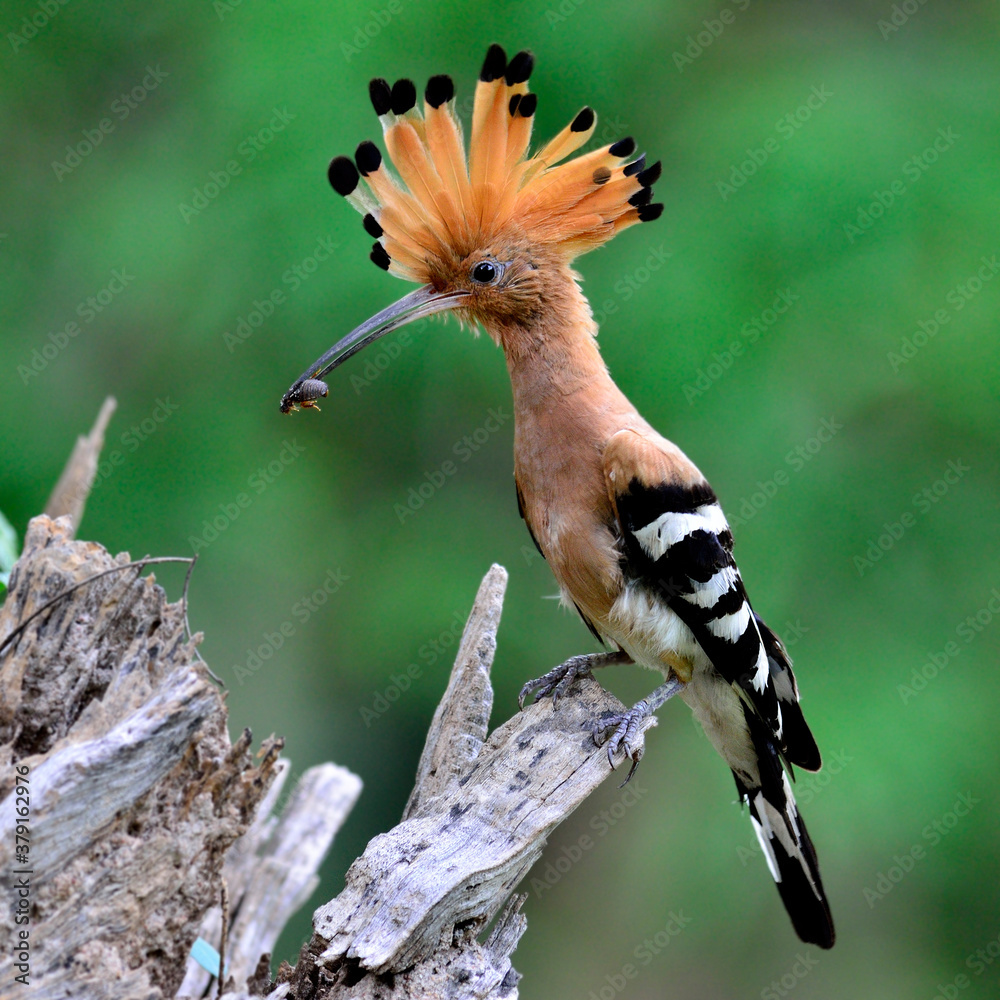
<box><xmin>517</xmin><ymin>676</ymin><xmax>557</xmax><ymax>710</ymax></box>
<box><xmin>619</xmin><ymin>747</ymin><xmax>644</xmax><ymax>787</ymax></box>
<box><xmin>516</xmin><ymin>681</ymin><xmax>537</xmax><ymax>712</ymax></box>
<box><xmin>594</xmin><ymin>698</ymin><xmax>654</xmax><ymax>782</ymax></box>
<box><xmin>518</xmin><ymin>656</ymin><xmax>595</xmax><ymax>712</ymax></box>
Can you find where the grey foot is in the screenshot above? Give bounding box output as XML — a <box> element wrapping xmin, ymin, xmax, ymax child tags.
<box><xmin>593</xmin><ymin>703</ymin><xmax>653</xmax><ymax>785</ymax></box>
<box><xmin>518</xmin><ymin>650</ymin><xmax>631</xmax><ymax>710</ymax></box>
<box><xmin>592</xmin><ymin>677</ymin><xmax>684</xmax><ymax>785</ymax></box>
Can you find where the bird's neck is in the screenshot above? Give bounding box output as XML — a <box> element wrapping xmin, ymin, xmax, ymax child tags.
<box><xmin>494</xmin><ymin>272</ymin><xmax>625</xmax><ymax>411</ymax></box>
<box><xmin>491</xmin><ymin>272</ymin><xmax>642</xmax><ymax>505</ymax></box>
<box><xmin>491</xmin><ymin>273</ymin><xmax>640</xmax><ymax>622</ymax></box>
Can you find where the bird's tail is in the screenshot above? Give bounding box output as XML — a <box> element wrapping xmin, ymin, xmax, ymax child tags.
<box><xmin>735</xmin><ymin>704</ymin><xmax>835</xmax><ymax>949</ymax></box>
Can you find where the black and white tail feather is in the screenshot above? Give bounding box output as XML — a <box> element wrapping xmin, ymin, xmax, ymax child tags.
<box><xmin>612</xmin><ymin>474</ymin><xmax>835</xmax><ymax>949</ymax></box>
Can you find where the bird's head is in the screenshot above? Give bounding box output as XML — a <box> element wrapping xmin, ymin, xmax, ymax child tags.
<box><xmin>281</xmin><ymin>44</ymin><xmax>661</xmax><ymax>412</ymax></box>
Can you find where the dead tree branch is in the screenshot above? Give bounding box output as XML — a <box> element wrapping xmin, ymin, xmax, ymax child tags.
<box><xmin>279</xmin><ymin>566</ymin><xmax>654</xmax><ymax>1000</ymax></box>
<box><xmin>44</xmin><ymin>395</ymin><xmax>117</xmax><ymax>535</ymax></box>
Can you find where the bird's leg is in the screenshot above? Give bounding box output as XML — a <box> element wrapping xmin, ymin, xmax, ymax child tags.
<box><xmin>518</xmin><ymin>650</ymin><xmax>633</xmax><ymax>710</ymax></box>
<box><xmin>593</xmin><ymin>676</ymin><xmax>685</xmax><ymax>786</ymax></box>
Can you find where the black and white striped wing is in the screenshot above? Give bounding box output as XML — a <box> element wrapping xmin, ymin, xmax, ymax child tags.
<box><xmin>598</xmin><ymin>424</ymin><xmax>823</xmax><ymax>772</ymax></box>
<box><xmin>612</xmin><ymin>474</ymin><xmax>821</xmax><ymax>769</ymax></box>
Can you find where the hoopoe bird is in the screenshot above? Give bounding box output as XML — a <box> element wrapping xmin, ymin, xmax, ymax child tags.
<box><xmin>281</xmin><ymin>45</ymin><xmax>835</xmax><ymax>949</ymax></box>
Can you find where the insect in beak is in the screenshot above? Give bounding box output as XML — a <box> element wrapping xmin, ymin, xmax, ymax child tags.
<box><xmin>280</xmin><ymin>284</ymin><xmax>470</xmax><ymax>413</ymax></box>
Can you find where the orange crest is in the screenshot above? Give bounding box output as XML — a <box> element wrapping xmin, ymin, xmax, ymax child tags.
<box><xmin>327</xmin><ymin>44</ymin><xmax>661</xmax><ymax>283</ymax></box>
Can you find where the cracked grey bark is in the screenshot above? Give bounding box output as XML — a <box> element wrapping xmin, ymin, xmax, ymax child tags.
<box><xmin>178</xmin><ymin>761</ymin><xmax>363</xmax><ymax>998</ymax></box>
<box><xmin>0</xmin><ymin>402</ymin><xmax>361</xmax><ymax>1000</ymax></box>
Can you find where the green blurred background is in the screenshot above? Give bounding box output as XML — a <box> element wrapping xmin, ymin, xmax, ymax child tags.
<box><xmin>3</xmin><ymin>0</ymin><xmax>999</xmax><ymax>996</ymax></box>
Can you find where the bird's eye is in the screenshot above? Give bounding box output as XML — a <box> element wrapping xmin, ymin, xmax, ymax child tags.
<box><xmin>471</xmin><ymin>260</ymin><xmax>500</xmax><ymax>285</ymax></box>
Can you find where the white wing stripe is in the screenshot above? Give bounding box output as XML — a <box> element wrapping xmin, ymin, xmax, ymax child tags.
<box><xmin>707</xmin><ymin>604</ymin><xmax>751</xmax><ymax>642</ymax></box>
<box><xmin>751</xmin><ymin>646</ymin><xmax>770</xmax><ymax>694</ymax></box>
<box><xmin>632</xmin><ymin>503</ymin><xmax>729</xmax><ymax>560</ymax></box>
<box><xmin>686</xmin><ymin>565</ymin><xmax>739</xmax><ymax>608</ymax></box>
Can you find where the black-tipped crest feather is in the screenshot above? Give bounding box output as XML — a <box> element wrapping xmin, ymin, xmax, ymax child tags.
<box><xmin>328</xmin><ymin>156</ymin><xmax>358</xmax><ymax>196</ymax></box>
<box><xmin>504</xmin><ymin>50</ymin><xmax>534</xmax><ymax>85</ymax></box>
<box><xmin>480</xmin><ymin>44</ymin><xmax>507</xmax><ymax>82</ymax></box>
<box><xmin>571</xmin><ymin>107</ymin><xmax>595</xmax><ymax>132</ymax></box>
<box><xmin>369</xmin><ymin>78</ymin><xmax>391</xmax><ymax>116</ymax></box>
<box><xmin>425</xmin><ymin>74</ymin><xmax>454</xmax><ymax>108</ymax></box>
<box><xmin>355</xmin><ymin>140</ymin><xmax>382</xmax><ymax>176</ymax></box>
<box><xmin>370</xmin><ymin>242</ymin><xmax>390</xmax><ymax>270</ymax></box>
<box><xmin>332</xmin><ymin>47</ymin><xmax>662</xmax><ymax>276</ymax></box>
<box><xmin>390</xmin><ymin>78</ymin><xmax>417</xmax><ymax>115</ymax></box>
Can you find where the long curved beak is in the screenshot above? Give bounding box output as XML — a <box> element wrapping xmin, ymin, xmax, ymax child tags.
<box><xmin>280</xmin><ymin>285</ymin><xmax>469</xmax><ymax>413</ymax></box>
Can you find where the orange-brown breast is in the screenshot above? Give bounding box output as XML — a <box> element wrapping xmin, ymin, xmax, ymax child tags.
<box><xmin>494</xmin><ymin>266</ymin><xmax>705</xmax><ymax>651</ymax></box>
<box><xmin>497</xmin><ymin>275</ymin><xmax>638</xmax><ymax>632</ymax></box>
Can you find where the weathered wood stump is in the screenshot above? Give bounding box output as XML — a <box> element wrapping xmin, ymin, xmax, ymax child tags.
<box><xmin>0</xmin><ymin>515</ymin><xmax>285</xmax><ymax>1000</ymax></box>
<box><xmin>0</xmin><ymin>401</ymin><xmax>656</xmax><ymax>1000</ymax></box>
